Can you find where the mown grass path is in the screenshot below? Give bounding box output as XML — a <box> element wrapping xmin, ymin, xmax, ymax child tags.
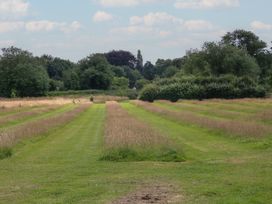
<box><xmin>0</xmin><ymin>103</ymin><xmax>272</xmax><ymax>204</ymax></box>
<box><xmin>0</xmin><ymin>105</ymin><xmax>106</xmax><ymax>203</ymax></box>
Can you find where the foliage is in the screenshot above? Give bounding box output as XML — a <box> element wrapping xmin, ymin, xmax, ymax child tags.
<box><xmin>99</xmin><ymin>147</ymin><xmax>185</xmax><ymax>162</ymax></box>
<box><xmin>0</xmin><ymin>47</ymin><xmax>49</xmax><ymax>97</ymax></box>
<box><xmin>62</xmin><ymin>69</ymin><xmax>80</xmax><ymax>90</ymax></box>
<box><xmin>0</xmin><ymin>147</ymin><xmax>12</xmax><ymax>160</ymax></box>
<box><xmin>0</xmin><ymin>29</ymin><xmax>271</xmax><ymax>98</ymax></box>
<box><xmin>40</xmin><ymin>55</ymin><xmax>76</xmax><ymax>80</ymax></box>
<box><xmin>139</xmin><ymin>84</ymin><xmax>160</xmax><ymax>102</ymax></box>
<box><xmin>183</xmin><ymin>42</ymin><xmax>261</xmax><ymax>78</ymax></box>
<box><xmin>111</xmin><ymin>77</ymin><xmax>129</xmax><ymax>90</ymax></box>
<box><xmin>49</xmin><ymin>79</ymin><xmax>65</xmax><ymax>91</ymax></box>
<box><xmin>139</xmin><ymin>76</ymin><xmax>266</xmax><ymax>102</ymax></box>
<box><xmin>222</xmin><ymin>29</ymin><xmax>267</xmax><ymax>57</ymax></box>
<box><xmin>79</xmin><ymin>54</ymin><xmax>113</xmax><ymax>90</ymax></box>
<box><xmin>142</xmin><ymin>61</ymin><xmax>156</xmax><ymax>80</ymax></box>
<box><xmin>105</xmin><ymin>50</ymin><xmax>137</xmax><ymax>68</ymax></box>
<box><xmin>135</xmin><ymin>79</ymin><xmax>150</xmax><ymax>90</ymax></box>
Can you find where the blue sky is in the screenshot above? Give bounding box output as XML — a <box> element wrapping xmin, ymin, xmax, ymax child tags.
<box><xmin>0</xmin><ymin>0</ymin><xmax>272</xmax><ymax>62</ymax></box>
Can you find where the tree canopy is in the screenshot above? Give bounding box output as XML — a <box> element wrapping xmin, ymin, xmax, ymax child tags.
<box><xmin>0</xmin><ymin>29</ymin><xmax>271</xmax><ymax>98</ymax></box>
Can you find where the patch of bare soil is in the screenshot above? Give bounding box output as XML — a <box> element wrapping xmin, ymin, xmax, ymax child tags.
<box><xmin>111</xmin><ymin>184</ymin><xmax>182</xmax><ymax>204</ymax></box>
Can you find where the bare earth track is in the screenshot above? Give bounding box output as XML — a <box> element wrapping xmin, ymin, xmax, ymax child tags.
<box><xmin>111</xmin><ymin>184</ymin><xmax>182</xmax><ymax>204</ymax></box>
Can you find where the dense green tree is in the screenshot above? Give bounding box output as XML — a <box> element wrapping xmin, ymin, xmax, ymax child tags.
<box><xmin>62</xmin><ymin>69</ymin><xmax>80</xmax><ymax>90</ymax></box>
<box><xmin>142</xmin><ymin>61</ymin><xmax>156</xmax><ymax>80</ymax></box>
<box><xmin>79</xmin><ymin>54</ymin><xmax>113</xmax><ymax>90</ymax></box>
<box><xmin>111</xmin><ymin>77</ymin><xmax>129</xmax><ymax>90</ymax></box>
<box><xmin>136</xmin><ymin>50</ymin><xmax>143</xmax><ymax>72</ymax></box>
<box><xmin>183</xmin><ymin>42</ymin><xmax>260</xmax><ymax>78</ymax></box>
<box><xmin>40</xmin><ymin>55</ymin><xmax>75</xmax><ymax>80</ymax></box>
<box><xmin>123</xmin><ymin>66</ymin><xmax>142</xmax><ymax>88</ymax></box>
<box><xmin>105</xmin><ymin>50</ymin><xmax>137</xmax><ymax>68</ymax></box>
<box><xmin>0</xmin><ymin>47</ymin><xmax>49</xmax><ymax>97</ymax></box>
<box><xmin>49</xmin><ymin>79</ymin><xmax>64</xmax><ymax>91</ymax></box>
<box><xmin>222</xmin><ymin>29</ymin><xmax>267</xmax><ymax>57</ymax></box>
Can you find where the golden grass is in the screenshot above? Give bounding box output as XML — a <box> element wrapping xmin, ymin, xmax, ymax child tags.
<box><xmin>102</xmin><ymin>101</ymin><xmax>185</xmax><ymax>162</ymax></box>
<box><xmin>133</xmin><ymin>100</ymin><xmax>271</xmax><ymax>138</ymax></box>
<box><xmin>0</xmin><ymin>104</ymin><xmax>90</xmax><ymax>148</ymax></box>
<box><xmin>0</xmin><ymin>105</ymin><xmax>61</xmax><ymax>126</ymax></box>
<box><xmin>105</xmin><ymin>101</ymin><xmax>168</xmax><ymax>148</ymax></box>
<box><xmin>0</xmin><ymin>97</ymin><xmax>88</xmax><ymax>108</ymax></box>
<box><xmin>93</xmin><ymin>95</ymin><xmax>128</xmax><ymax>103</ymax></box>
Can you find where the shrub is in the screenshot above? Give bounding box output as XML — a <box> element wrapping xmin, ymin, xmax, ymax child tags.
<box><xmin>139</xmin><ymin>84</ymin><xmax>159</xmax><ymax>102</ymax></box>
<box><xmin>99</xmin><ymin>147</ymin><xmax>185</xmax><ymax>162</ymax></box>
<box><xmin>0</xmin><ymin>147</ymin><xmax>12</xmax><ymax>160</ymax></box>
<box><xmin>139</xmin><ymin>75</ymin><xmax>267</xmax><ymax>102</ymax></box>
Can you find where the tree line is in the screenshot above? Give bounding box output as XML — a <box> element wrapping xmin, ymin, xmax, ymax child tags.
<box><xmin>0</xmin><ymin>29</ymin><xmax>271</xmax><ymax>99</ymax></box>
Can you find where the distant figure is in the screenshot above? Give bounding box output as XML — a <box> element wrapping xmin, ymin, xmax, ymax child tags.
<box><xmin>90</xmin><ymin>96</ymin><xmax>94</xmax><ymax>102</ymax></box>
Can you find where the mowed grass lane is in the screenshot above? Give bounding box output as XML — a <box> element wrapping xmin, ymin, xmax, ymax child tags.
<box><xmin>0</xmin><ymin>102</ymin><xmax>272</xmax><ymax>203</ymax></box>
<box><xmin>123</xmin><ymin>103</ymin><xmax>272</xmax><ymax>204</ymax></box>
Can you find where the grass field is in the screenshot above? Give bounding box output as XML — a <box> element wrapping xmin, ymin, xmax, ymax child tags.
<box><xmin>0</xmin><ymin>98</ymin><xmax>272</xmax><ymax>203</ymax></box>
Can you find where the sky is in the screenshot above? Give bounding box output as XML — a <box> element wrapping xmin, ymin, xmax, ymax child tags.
<box><xmin>0</xmin><ymin>0</ymin><xmax>272</xmax><ymax>63</ymax></box>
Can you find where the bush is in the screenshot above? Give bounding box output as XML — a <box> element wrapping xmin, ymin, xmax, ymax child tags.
<box><xmin>139</xmin><ymin>84</ymin><xmax>159</xmax><ymax>102</ymax></box>
<box><xmin>99</xmin><ymin>147</ymin><xmax>185</xmax><ymax>162</ymax></box>
<box><xmin>0</xmin><ymin>147</ymin><xmax>12</xmax><ymax>160</ymax></box>
<box><xmin>139</xmin><ymin>76</ymin><xmax>267</xmax><ymax>102</ymax></box>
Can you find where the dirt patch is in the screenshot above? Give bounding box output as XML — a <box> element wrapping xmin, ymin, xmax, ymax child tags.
<box><xmin>111</xmin><ymin>184</ymin><xmax>182</xmax><ymax>204</ymax></box>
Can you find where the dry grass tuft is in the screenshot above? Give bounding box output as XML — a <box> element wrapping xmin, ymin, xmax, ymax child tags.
<box><xmin>93</xmin><ymin>95</ymin><xmax>128</xmax><ymax>103</ymax></box>
<box><xmin>101</xmin><ymin>101</ymin><xmax>184</xmax><ymax>162</ymax></box>
<box><xmin>105</xmin><ymin>101</ymin><xmax>168</xmax><ymax>148</ymax></box>
<box><xmin>0</xmin><ymin>105</ymin><xmax>61</xmax><ymax>126</ymax></box>
<box><xmin>0</xmin><ymin>97</ymin><xmax>88</xmax><ymax>108</ymax></box>
<box><xmin>0</xmin><ymin>104</ymin><xmax>90</xmax><ymax>148</ymax></box>
<box><xmin>133</xmin><ymin>100</ymin><xmax>271</xmax><ymax>138</ymax></box>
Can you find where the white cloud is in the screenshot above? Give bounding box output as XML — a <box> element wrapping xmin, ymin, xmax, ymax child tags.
<box><xmin>97</xmin><ymin>0</ymin><xmax>165</xmax><ymax>7</ymax></box>
<box><xmin>25</xmin><ymin>20</ymin><xmax>58</xmax><ymax>32</ymax></box>
<box><xmin>184</xmin><ymin>20</ymin><xmax>213</xmax><ymax>30</ymax></box>
<box><xmin>63</xmin><ymin>21</ymin><xmax>82</xmax><ymax>32</ymax></box>
<box><xmin>129</xmin><ymin>12</ymin><xmax>213</xmax><ymax>31</ymax></box>
<box><xmin>93</xmin><ymin>11</ymin><xmax>113</xmax><ymax>22</ymax></box>
<box><xmin>99</xmin><ymin>0</ymin><xmax>138</xmax><ymax>7</ymax></box>
<box><xmin>0</xmin><ymin>21</ymin><xmax>24</xmax><ymax>32</ymax></box>
<box><xmin>175</xmin><ymin>0</ymin><xmax>240</xmax><ymax>9</ymax></box>
<box><xmin>111</xmin><ymin>25</ymin><xmax>153</xmax><ymax>34</ymax></box>
<box><xmin>251</xmin><ymin>21</ymin><xmax>272</xmax><ymax>31</ymax></box>
<box><xmin>0</xmin><ymin>0</ymin><xmax>29</xmax><ymax>17</ymax></box>
<box><xmin>0</xmin><ymin>20</ymin><xmax>81</xmax><ymax>33</ymax></box>
<box><xmin>130</xmin><ymin>12</ymin><xmax>183</xmax><ymax>26</ymax></box>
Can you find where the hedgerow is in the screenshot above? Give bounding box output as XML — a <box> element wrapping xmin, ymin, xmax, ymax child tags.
<box><xmin>139</xmin><ymin>76</ymin><xmax>266</xmax><ymax>102</ymax></box>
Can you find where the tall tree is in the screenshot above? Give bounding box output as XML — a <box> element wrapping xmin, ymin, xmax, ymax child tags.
<box><xmin>0</xmin><ymin>47</ymin><xmax>49</xmax><ymax>97</ymax></box>
<box><xmin>142</xmin><ymin>61</ymin><xmax>156</xmax><ymax>80</ymax></box>
<box><xmin>136</xmin><ymin>50</ymin><xmax>143</xmax><ymax>73</ymax></box>
<box><xmin>222</xmin><ymin>29</ymin><xmax>267</xmax><ymax>57</ymax></box>
<box><xmin>105</xmin><ymin>50</ymin><xmax>137</xmax><ymax>68</ymax></box>
<box><xmin>79</xmin><ymin>54</ymin><xmax>113</xmax><ymax>90</ymax></box>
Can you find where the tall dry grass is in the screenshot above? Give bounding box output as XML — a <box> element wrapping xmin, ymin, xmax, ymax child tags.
<box><xmin>102</xmin><ymin>101</ymin><xmax>184</xmax><ymax>162</ymax></box>
<box><xmin>93</xmin><ymin>95</ymin><xmax>128</xmax><ymax>103</ymax></box>
<box><xmin>132</xmin><ymin>100</ymin><xmax>271</xmax><ymax>138</ymax></box>
<box><xmin>105</xmin><ymin>101</ymin><xmax>169</xmax><ymax>148</ymax></box>
<box><xmin>0</xmin><ymin>104</ymin><xmax>90</xmax><ymax>148</ymax></box>
<box><xmin>0</xmin><ymin>105</ymin><xmax>61</xmax><ymax>126</ymax></box>
<box><xmin>0</xmin><ymin>97</ymin><xmax>86</xmax><ymax>108</ymax></box>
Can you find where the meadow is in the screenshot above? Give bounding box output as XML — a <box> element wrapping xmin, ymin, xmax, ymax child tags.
<box><xmin>0</xmin><ymin>97</ymin><xmax>272</xmax><ymax>203</ymax></box>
